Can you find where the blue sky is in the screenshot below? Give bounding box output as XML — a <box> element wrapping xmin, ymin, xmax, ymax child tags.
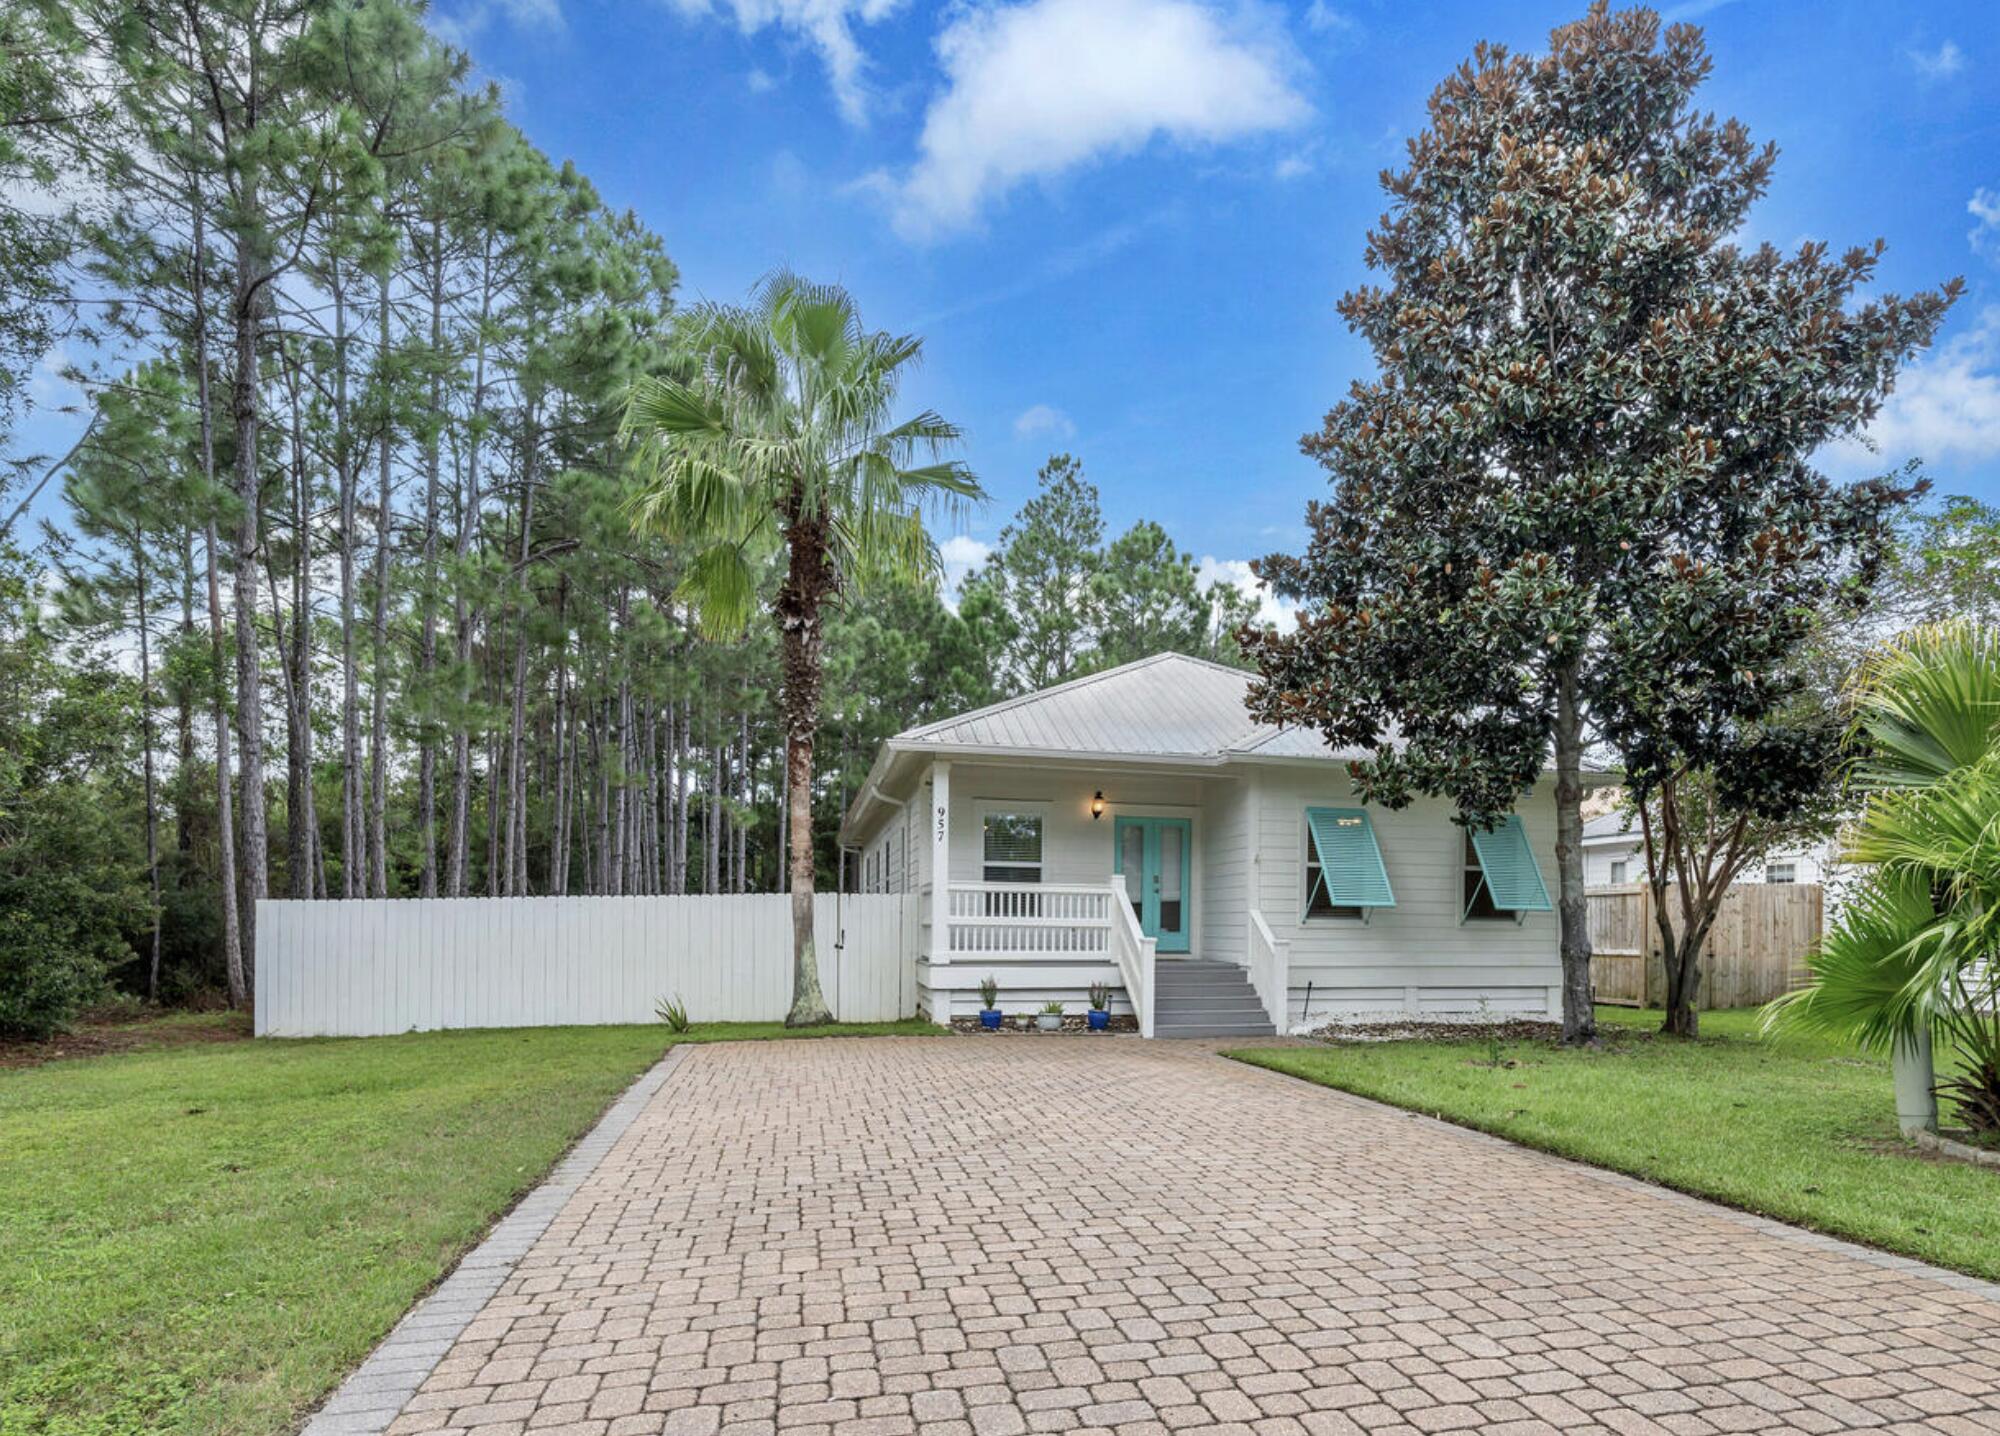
<box><xmin>23</xmin><ymin>1</ymin><xmax>2000</xmax><ymax>607</ymax></box>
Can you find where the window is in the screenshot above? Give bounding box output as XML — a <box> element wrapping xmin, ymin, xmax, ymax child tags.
<box><xmin>982</xmin><ymin>811</ymin><xmax>1043</xmax><ymax>884</ymax></box>
<box><xmin>1766</xmin><ymin>861</ymin><xmax>1797</xmax><ymax>884</ymax></box>
<box><xmin>1609</xmin><ymin>859</ymin><xmax>1628</xmax><ymax>885</ymax></box>
<box><xmin>1463</xmin><ymin>832</ymin><xmax>1506</xmax><ymax>920</ymax></box>
<box><xmin>1302</xmin><ymin>807</ymin><xmax>1394</xmax><ymax>919</ymax></box>
<box><xmin>1304</xmin><ymin>830</ymin><xmax>1363</xmax><ymax>920</ymax></box>
<box><xmin>1463</xmin><ymin>817</ymin><xmax>1553</xmax><ymax>921</ymax></box>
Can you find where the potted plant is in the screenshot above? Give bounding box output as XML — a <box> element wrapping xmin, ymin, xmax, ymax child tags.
<box><xmin>978</xmin><ymin>976</ymin><xmax>1003</xmax><ymax>1030</ymax></box>
<box><xmin>1036</xmin><ymin>1000</ymin><xmax>1064</xmax><ymax>1033</ymax></box>
<box><xmin>1086</xmin><ymin>983</ymin><xmax>1112</xmax><ymax>1031</ymax></box>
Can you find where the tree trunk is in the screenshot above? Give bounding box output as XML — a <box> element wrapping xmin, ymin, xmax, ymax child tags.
<box><xmin>134</xmin><ymin>530</ymin><xmax>162</xmax><ymax>1003</ymax></box>
<box><xmin>734</xmin><ymin>713</ymin><xmax>749</xmax><ymax>894</ymax></box>
<box><xmin>1552</xmin><ymin>665</ymin><xmax>1594</xmax><ymax>1045</ymax></box>
<box><xmin>502</xmin><ymin>470</ymin><xmax>535</xmax><ymax>896</ymax></box>
<box><xmin>445</xmin><ymin>236</ymin><xmax>494</xmax><ymax>898</ymax></box>
<box><xmin>549</xmin><ymin>575</ymin><xmax>570</xmax><ymax>894</ymax></box>
<box><xmin>279</xmin><ymin>358</ymin><xmax>314</xmax><ymax>899</ymax></box>
<box><xmin>189</xmin><ymin>164</ymin><xmax>244</xmax><ymax>1009</ymax></box>
<box><xmin>417</xmin><ymin>225</ymin><xmax>444</xmax><ymax>898</ymax></box>
<box><xmin>778</xmin><ymin>509</ymin><xmax>833</xmax><ymax>1027</ymax></box>
<box><xmin>672</xmin><ymin>696</ymin><xmax>689</xmax><ymax>894</ymax></box>
<box><xmin>368</xmin><ymin>268</ymin><xmax>394</xmax><ymax>898</ymax></box>
<box><xmin>229</xmin><ymin>224</ymin><xmax>268</xmax><ymax>1001</ymax></box>
<box><xmin>334</xmin><ymin>262</ymin><xmax>364</xmax><ymax>898</ymax></box>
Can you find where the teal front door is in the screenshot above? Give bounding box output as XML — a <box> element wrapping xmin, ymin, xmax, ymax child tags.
<box><xmin>1113</xmin><ymin>816</ymin><xmax>1192</xmax><ymax>953</ymax></box>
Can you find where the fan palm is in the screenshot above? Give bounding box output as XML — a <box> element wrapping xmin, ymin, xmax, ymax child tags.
<box><xmin>1767</xmin><ymin>623</ymin><xmax>2000</xmax><ymax>1132</ymax></box>
<box><xmin>623</xmin><ymin>272</ymin><xmax>984</xmax><ymax>1025</ymax></box>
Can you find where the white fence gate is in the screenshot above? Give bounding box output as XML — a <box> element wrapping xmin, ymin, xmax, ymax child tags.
<box><xmin>254</xmin><ymin>893</ymin><xmax>922</xmax><ymax>1037</ymax></box>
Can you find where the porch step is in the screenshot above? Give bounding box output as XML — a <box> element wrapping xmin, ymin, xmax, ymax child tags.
<box><xmin>1150</xmin><ymin>960</ymin><xmax>1277</xmax><ymax>1039</ymax></box>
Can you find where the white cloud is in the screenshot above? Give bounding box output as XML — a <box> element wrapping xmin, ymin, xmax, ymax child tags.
<box><xmin>1302</xmin><ymin>2</ymin><xmax>1355</xmax><ymax>38</ymax></box>
<box><xmin>1273</xmin><ymin>148</ymin><xmax>1315</xmax><ymax>181</ymax></box>
<box><xmin>432</xmin><ymin>0</ymin><xmax>562</xmax><ymax>49</ymax></box>
<box><xmin>1970</xmin><ymin>188</ymin><xmax>2000</xmax><ymax>260</ymax></box>
<box><xmin>1906</xmin><ymin>40</ymin><xmax>1966</xmax><ymax>80</ymax></box>
<box><xmin>1197</xmin><ymin>555</ymin><xmax>1297</xmax><ymax>631</ymax></box>
<box><xmin>877</xmin><ymin>0</ymin><xmax>1310</xmax><ymax>240</ymax></box>
<box><xmin>662</xmin><ymin>0</ymin><xmax>907</xmax><ymax>126</ymax></box>
<box><xmin>746</xmin><ymin>66</ymin><xmax>777</xmax><ymax>93</ymax></box>
<box><xmin>1012</xmin><ymin>403</ymin><xmax>1076</xmax><ymax>441</ymax></box>
<box><xmin>1830</xmin><ymin>305</ymin><xmax>2000</xmax><ymax>472</ymax></box>
<box><xmin>938</xmin><ymin>533</ymin><xmax>992</xmax><ymax>605</ymax></box>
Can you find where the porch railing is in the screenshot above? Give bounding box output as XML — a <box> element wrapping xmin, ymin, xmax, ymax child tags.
<box><xmin>1248</xmin><ymin>910</ymin><xmax>1291</xmax><ymax>1034</ymax></box>
<box><xmin>943</xmin><ymin>881</ymin><xmax>1113</xmax><ymax>955</ymax></box>
<box><xmin>1109</xmin><ymin>874</ymin><xmax>1157</xmax><ymax>1038</ymax></box>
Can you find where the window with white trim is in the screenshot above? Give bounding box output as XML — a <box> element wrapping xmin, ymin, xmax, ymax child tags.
<box><xmin>981</xmin><ymin>810</ymin><xmax>1043</xmax><ymax>884</ymax></box>
<box><xmin>1609</xmin><ymin>859</ymin><xmax>1628</xmax><ymax>885</ymax></box>
<box><xmin>1766</xmin><ymin>860</ymin><xmax>1797</xmax><ymax>884</ymax></box>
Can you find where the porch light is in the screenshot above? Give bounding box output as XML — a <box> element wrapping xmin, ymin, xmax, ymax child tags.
<box><xmin>1091</xmin><ymin>791</ymin><xmax>1106</xmax><ymax>820</ymax></box>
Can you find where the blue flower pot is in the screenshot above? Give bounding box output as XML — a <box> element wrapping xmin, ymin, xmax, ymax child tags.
<box><xmin>1087</xmin><ymin>1008</ymin><xmax>1110</xmax><ymax>1031</ymax></box>
<box><xmin>979</xmin><ymin>1008</ymin><xmax>1003</xmax><ymax>1030</ymax></box>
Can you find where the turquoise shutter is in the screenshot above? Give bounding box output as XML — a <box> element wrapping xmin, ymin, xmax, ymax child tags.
<box><xmin>1305</xmin><ymin>808</ymin><xmax>1396</xmax><ymax>909</ymax></box>
<box><xmin>1470</xmin><ymin>816</ymin><xmax>1552</xmax><ymax>911</ymax></box>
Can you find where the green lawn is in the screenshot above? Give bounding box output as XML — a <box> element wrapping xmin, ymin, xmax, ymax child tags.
<box><xmin>1230</xmin><ymin>1007</ymin><xmax>2000</xmax><ymax>1283</ymax></box>
<box><xmin>0</xmin><ymin>1017</ymin><xmax>936</xmax><ymax>1436</ymax></box>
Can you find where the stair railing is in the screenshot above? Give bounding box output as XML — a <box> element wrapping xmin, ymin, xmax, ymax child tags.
<box><xmin>1248</xmin><ymin>909</ymin><xmax>1291</xmax><ymax>1034</ymax></box>
<box><xmin>1109</xmin><ymin>874</ymin><xmax>1157</xmax><ymax>1038</ymax></box>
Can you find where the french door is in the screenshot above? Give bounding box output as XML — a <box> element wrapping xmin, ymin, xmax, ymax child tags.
<box><xmin>1113</xmin><ymin>815</ymin><xmax>1192</xmax><ymax>953</ymax></box>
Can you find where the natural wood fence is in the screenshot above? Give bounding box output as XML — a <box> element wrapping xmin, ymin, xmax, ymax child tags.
<box><xmin>1587</xmin><ymin>882</ymin><xmax>1823</xmax><ymax>1009</ymax></box>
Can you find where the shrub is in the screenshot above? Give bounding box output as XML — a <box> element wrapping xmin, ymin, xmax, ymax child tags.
<box><xmin>0</xmin><ymin>901</ymin><xmax>113</xmax><ymax>1039</ymax></box>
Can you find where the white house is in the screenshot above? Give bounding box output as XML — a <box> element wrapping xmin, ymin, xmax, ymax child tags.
<box><xmin>1581</xmin><ymin>810</ymin><xmax>1840</xmax><ymax>889</ymax></box>
<box><xmin>838</xmin><ymin>652</ymin><xmax>1580</xmax><ymax>1038</ymax></box>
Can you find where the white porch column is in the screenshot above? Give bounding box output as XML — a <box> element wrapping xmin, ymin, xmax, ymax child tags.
<box><xmin>928</xmin><ymin>761</ymin><xmax>951</xmax><ymax>1025</ymax></box>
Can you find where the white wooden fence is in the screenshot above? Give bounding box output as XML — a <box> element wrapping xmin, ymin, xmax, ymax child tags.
<box><xmin>254</xmin><ymin>893</ymin><xmax>922</xmax><ymax>1037</ymax></box>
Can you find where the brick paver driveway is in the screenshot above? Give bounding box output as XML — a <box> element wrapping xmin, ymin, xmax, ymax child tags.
<box><xmin>379</xmin><ymin>1039</ymin><xmax>2000</xmax><ymax>1436</ymax></box>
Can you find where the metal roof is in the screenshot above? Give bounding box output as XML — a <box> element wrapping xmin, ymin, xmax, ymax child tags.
<box><xmin>838</xmin><ymin>651</ymin><xmax>1611</xmax><ymax>845</ymax></box>
<box><xmin>893</xmin><ymin>652</ymin><xmax>1356</xmax><ymax>761</ymax></box>
<box><xmin>1581</xmin><ymin>810</ymin><xmax>1639</xmax><ymax>844</ymax></box>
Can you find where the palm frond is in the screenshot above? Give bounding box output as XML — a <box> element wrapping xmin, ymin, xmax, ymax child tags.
<box><xmin>675</xmin><ymin>542</ymin><xmax>762</xmax><ymax>639</ymax></box>
<box><xmin>1852</xmin><ymin>621</ymin><xmax>2000</xmax><ymax>789</ymax></box>
<box><xmin>1765</xmin><ymin>869</ymin><xmax>1962</xmax><ymax>1051</ymax></box>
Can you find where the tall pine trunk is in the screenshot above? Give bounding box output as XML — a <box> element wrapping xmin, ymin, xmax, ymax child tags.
<box><xmin>134</xmin><ymin>530</ymin><xmax>162</xmax><ymax>1002</ymax></box>
<box><xmin>368</xmin><ymin>270</ymin><xmax>394</xmax><ymax>897</ymax></box>
<box><xmin>334</xmin><ymin>262</ymin><xmax>364</xmax><ymax>898</ymax></box>
<box><xmin>187</xmin><ymin>140</ymin><xmax>243</xmax><ymax>1006</ymax></box>
<box><xmin>229</xmin><ymin>223</ymin><xmax>268</xmax><ymax>1000</ymax></box>
<box><xmin>417</xmin><ymin>232</ymin><xmax>444</xmax><ymax>897</ymax></box>
<box><xmin>446</xmin><ymin>237</ymin><xmax>494</xmax><ymax>897</ymax></box>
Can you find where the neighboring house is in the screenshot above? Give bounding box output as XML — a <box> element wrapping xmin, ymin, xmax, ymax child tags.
<box><xmin>1581</xmin><ymin>810</ymin><xmax>1840</xmax><ymax>889</ymax></box>
<box><xmin>839</xmin><ymin>652</ymin><xmax>1588</xmax><ymax>1038</ymax></box>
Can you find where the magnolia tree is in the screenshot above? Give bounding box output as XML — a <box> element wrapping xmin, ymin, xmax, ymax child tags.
<box><xmin>1245</xmin><ymin>4</ymin><xmax>1958</xmax><ymax>1043</ymax></box>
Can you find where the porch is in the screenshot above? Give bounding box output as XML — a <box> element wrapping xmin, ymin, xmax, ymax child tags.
<box><xmin>887</xmin><ymin>759</ymin><xmax>1290</xmax><ymax>1037</ymax></box>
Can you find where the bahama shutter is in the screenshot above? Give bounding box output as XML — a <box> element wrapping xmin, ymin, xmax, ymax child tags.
<box><xmin>1469</xmin><ymin>815</ymin><xmax>1552</xmax><ymax>912</ymax></box>
<box><xmin>1304</xmin><ymin>807</ymin><xmax>1395</xmax><ymax>911</ymax></box>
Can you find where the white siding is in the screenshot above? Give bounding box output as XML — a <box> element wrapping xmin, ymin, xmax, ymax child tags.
<box><xmin>1200</xmin><ymin>776</ymin><xmax>1252</xmax><ymax>966</ymax></box>
<box><xmin>1584</xmin><ymin>838</ymin><xmax>1642</xmax><ymax>887</ymax></box>
<box><xmin>944</xmin><ymin>762</ymin><xmax>1213</xmax><ymax>889</ymax></box>
<box><xmin>1246</xmin><ymin>769</ymin><xmax>1563</xmax><ymax>1027</ymax></box>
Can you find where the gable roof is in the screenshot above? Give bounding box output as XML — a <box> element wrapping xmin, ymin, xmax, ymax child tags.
<box><xmin>1581</xmin><ymin>810</ymin><xmax>1639</xmax><ymax>845</ymax></box>
<box><xmin>893</xmin><ymin>652</ymin><xmax>1355</xmax><ymax>762</ymax></box>
<box><xmin>838</xmin><ymin>650</ymin><xmax>1611</xmax><ymax>845</ymax></box>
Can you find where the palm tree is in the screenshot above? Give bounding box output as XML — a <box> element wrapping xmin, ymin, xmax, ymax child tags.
<box><xmin>623</xmin><ymin>272</ymin><xmax>984</xmax><ymax>1025</ymax></box>
<box><xmin>1768</xmin><ymin>622</ymin><xmax>2000</xmax><ymax>1134</ymax></box>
